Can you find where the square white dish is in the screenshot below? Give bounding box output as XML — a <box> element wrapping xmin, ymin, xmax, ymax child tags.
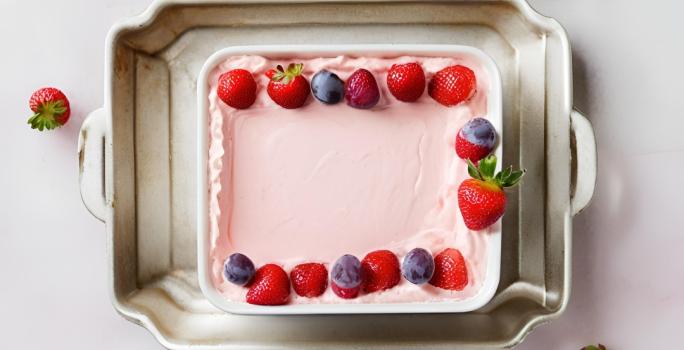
<box><xmin>197</xmin><ymin>44</ymin><xmax>503</xmax><ymax>315</ymax></box>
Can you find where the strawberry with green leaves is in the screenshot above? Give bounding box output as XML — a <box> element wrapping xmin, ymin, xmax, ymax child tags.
<box><xmin>458</xmin><ymin>155</ymin><xmax>525</xmax><ymax>230</ymax></box>
<box><xmin>582</xmin><ymin>345</ymin><xmax>607</xmax><ymax>350</ymax></box>
<box><xmin>266</xmin><ymin>63</ymin><xmax>310</xmax><ymax>109</ymax></box>
<box><xmin>28</xmin><ymin>87</ymin><xmax>70</xmax><ymax>131</ymax></box>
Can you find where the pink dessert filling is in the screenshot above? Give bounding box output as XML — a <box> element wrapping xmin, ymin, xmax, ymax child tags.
<box><xmin>207</xmin><ymin>54</ymin><xmax>496</xmax><ymax>304</ymax></box>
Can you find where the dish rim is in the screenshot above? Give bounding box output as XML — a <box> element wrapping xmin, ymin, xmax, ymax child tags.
<box><xmin>196</xmin><ymin>44</ymin><xmax>503</xmax><ymax>315</ymax></box>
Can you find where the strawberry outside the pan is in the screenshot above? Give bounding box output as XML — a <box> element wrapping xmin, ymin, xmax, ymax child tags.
<box><xmin>28</xmin><ymin>87</ymin><xmax>70</xmax><ymax>131</ymax></box>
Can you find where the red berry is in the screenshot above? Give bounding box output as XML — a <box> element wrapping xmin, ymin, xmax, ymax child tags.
<box><xmin>266</xmin><ymin>63</ymin><xmax>310</xmax><ymax>109</ymax></box>
<box><xmin>429</xmin><ymin>248</ymin><xmax>469</xmax><ymax>290</ymax></box>
<box><xmin>217</xmin><ymin>69</ymin><xmax>257</xmax><ymax>109</ymax></box>
<box><xmin>345</xmin><ymin>69</ymin><xmax>380</xmax><ymax>109</ymax></box>
<box><xmin>290</xmin><ymin>263</ymin><xmax>328</xmax><ymax>298</ymax></box>
<box><xmin>331</xmin><ymin>281</ymin><xmax>360</xmax><ymax>299</ymax></box>
<box><xmin>428</xmin><ymin>65</ymin><xmax>476</xmax><ymax>107</ymax></box>
<box><xmin>246</xmin><ymin>264</ymin><xmax>290</xmax><ymax>305</ymax></box>
<box><xmin>27</xmin><ymin>87</ymin><xmax>70</xmax><ymax>131</ymax></box>
<box><xmin>457</xmin><ymin>155</ymin><xmax>524</xmax><ymax>230</ymax></box>
<box><xmin>456</xmin><ymin>133</ymin><xmax>492</xmax><ymax>163</ymax></box>
<box><xmin>360</xmin><ymin>250</ymin><xmax>400</xmax><ymax>293</ymax></box>
<box><xmin>458</xmin><ymin>178</ymin><xmax>507</xmax><ymax>230</ymax></box>
<box><xmin>386</xmin><ymin>62</ymin><xmax>425</xmax><ymax>102</ymax></box>
<box><xmin>454</xmin><ymin>118</ymin><xmax>497</xmax><ymax>163</ymax></box>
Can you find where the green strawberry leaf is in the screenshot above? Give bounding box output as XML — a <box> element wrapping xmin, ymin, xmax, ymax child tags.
<box><xmin>478</xmin><ymin>155</ymin><xmax>497</xmax><ymax>180</ymax></box>
<box><xmin>270</xmin><ymin>63</ymin><xmax>304</xmax><ymax>85</ymax></box>
<box><xmin>466</xmin><ymin>159</ymin><xmax>481</xmax><ymax>180</ymax></box>
<box><xmin>502</xmin><ymin>170</ymin><xmax>525</xmax><ymax>187</ymax></box>
<box><xmin>501</xmin><ymin>165</ymin><xmax>512</xmax><ymax>181</ymax></box>
<box><xmin>466</xmin><ymin>155</ymin><xmax>525</xmax><ymax>189</ymax></box>
<box><xmin>281</xmin><ymin>75</ymin><xmax>291</xmax><ymax>84</ymax></box>
<box><xmin>27</xmin><ymin>100</ymin><xmax>66</xmax><ymax>132</ymax></box>
<box><xmin>287</xmin><ymin>63</ymin><xmax>303</xmax><ymax>76</ymax></box>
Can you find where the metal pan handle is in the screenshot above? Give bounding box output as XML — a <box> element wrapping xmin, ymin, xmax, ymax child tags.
<box><xmin>570</xmin><ymin>108</ymin><xmax>597</xmax><ymax>216</ymax></box>
<box><xmin>78</xmin><ymin>108</ymin><xmax>107</xmax><ymax>222</ymax></box>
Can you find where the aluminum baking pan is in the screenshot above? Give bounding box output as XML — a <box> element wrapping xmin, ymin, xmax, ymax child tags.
<box><xmin>78</xmin><ymin>0</ymin><xmax>597</xmax><ymax>348</ymax></box>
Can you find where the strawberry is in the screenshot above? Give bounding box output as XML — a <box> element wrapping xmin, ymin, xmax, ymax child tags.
<box><xmin>246</xmin><ymin>264</ymin><xmax>290</xmax><ymax>305</ymax></box>
<box><xmin>455</xmin><ymin>117</ymin><xmax>497</xmax><ymax>163</ymax></box>
<box><xmin>428</xmin><ymin>65</ymin><xmax>476</xmax><ymax>107</ymax></box>
<box><xmin>345</xmin><ymin>68</ymin><xmax>380</xmax><ymax>109</ymax></box>
<box><xmin>360</xmin><ymin>250</ymin><xmax>400</xmax><ymax>293</ymax></box>
<box><xmin>386</xmin><ymin>62</ymin><xmax>425</xmax><ymax>102</ymax></box>
<box><xmin>458</xmin><ymin>155</ymin><xmax>525</xmax><ymax>230</ymax></box>
<box><xmin>331</xmin><ymin>254</ymin><xmax>362</xmax><ymax>299</ymax></box>
<box><xmin>28</xmin><ymin>87</ymin><xmax>70</xmax><ymax>131</ymax></box>
<box><xmin>266</xmin><ymin>63</ymin><xmax>310</xmax><ymax>109</ymax></box>
<box><xmin>429</xmin><ymin>248</ymin><xmax>469</xmax><ymax>290</ymax></box>
<box><xmin>331</xmin><ymin>282</ymin><xmax>360</xmax><ymax>299</ymax></box>
<box><xmin>217</xmin><ymin>69</ymin><xmax>257</xmax><ymax>109</ymax></box>
<box><xmin>290</xmin><ymin>263</ymin><xmax>328</xmax><ymax>298</ymax></box>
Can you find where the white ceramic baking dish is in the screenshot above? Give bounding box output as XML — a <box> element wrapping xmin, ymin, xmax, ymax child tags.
<box><xmin>197</xmin><ymin>44</ymin><xmax>503</xmax><ymax>314</ymax></box>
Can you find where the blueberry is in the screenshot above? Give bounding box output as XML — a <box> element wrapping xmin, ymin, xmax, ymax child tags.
<box><xmin>401</xmin><ymin>248</ymin><xmax>435</xmax><ymax>285</ymax></box>
<box><xmin>311</xmin><ymin>70</ymin><xmax>345</xmax><ymax>104</ymax></box>
<box><xmin>331</xmin><ymin>254</ymin><xmax>362</xmax><ymax>289</ymax></box>
<box><xmin>223</xmin><ymin>253</ymin><xmax>256</xmax><ymax>286</ymax></box>
<box><xmin>460</xmin><ymin>118</ymin><xmax>496</xmax><ymax>150</ymax></box>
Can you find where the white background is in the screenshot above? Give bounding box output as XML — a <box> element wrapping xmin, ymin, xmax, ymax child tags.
<box><xmin>1</xmin><ymin>0</ymin><xmax>681</xmax><ymax>349</ymax></box>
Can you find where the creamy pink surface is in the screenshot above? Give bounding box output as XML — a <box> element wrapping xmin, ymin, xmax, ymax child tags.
<box><xmin>207</xmin><ymin>54</ymin><xmax>495</xmax><ymax>304</ymax></box>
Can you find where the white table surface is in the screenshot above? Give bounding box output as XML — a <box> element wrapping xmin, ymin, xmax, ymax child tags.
<box><xmin>1</xmin><ymin>0</ymin><xmax>681</xmax><ymax>349</ymax></box>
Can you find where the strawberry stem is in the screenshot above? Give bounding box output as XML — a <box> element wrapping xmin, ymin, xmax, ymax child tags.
<box><xmin>269</xmin><ymin>63</ymin><xmax>304</xmax><ymax>85</ymax></box>
<box><xmin>27</xmin><ymin>100</ymin><xmax>66</xmax><ymax>131</ymax></box>
<box><xmin>467</xmin><ymin>155</ymin><xmax>525</xmax><ymax>189</ymax></box>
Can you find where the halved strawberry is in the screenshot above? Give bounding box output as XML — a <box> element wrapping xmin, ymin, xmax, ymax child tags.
<box><xmin>458</xmin><ymin>155</ymin><xmax>525</xmax><ymax>230</ymax></box>
<box><xmin>266</xmin><ymin>63</ymin><xmax>310</xmax><ymax>109</ymax></box>
<box><xmin>428</xmin><ymin>65</ymin><xmax>476</xmax><ymax>107</ymax></box>
<box><xmin>246</xmin><ymin>264</ymin><xmax>290</xmax><ymax>305</ymax></box>
<box><xmin>361</xmin><ymin>250</ymin><xmax>400</xmax><ymax>293</ymax></box>
<box><xmin>28</xmin><ymin>87</ymin><xmax>70</xmax><ymax>131</ymax></box>
<box><xmin>429</xmin><ymin>248</ymin><xmax>468</xmax><ymax>290</ymax></box>
<box><xmin>290</xmin><ymin>263</ymin><xmax>328</xmax><ymax>298</ymax></box>
<box><xmin>387</xmin><ymin>62</ymin><xmax>425</xmax><ymax>102</ymax></box>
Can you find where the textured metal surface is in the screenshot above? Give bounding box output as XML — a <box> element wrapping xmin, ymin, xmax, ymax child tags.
<box><xmin>79</xmin><ymin>0</ymin><xmax>595</xmax><ymax>348</ymax></box>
